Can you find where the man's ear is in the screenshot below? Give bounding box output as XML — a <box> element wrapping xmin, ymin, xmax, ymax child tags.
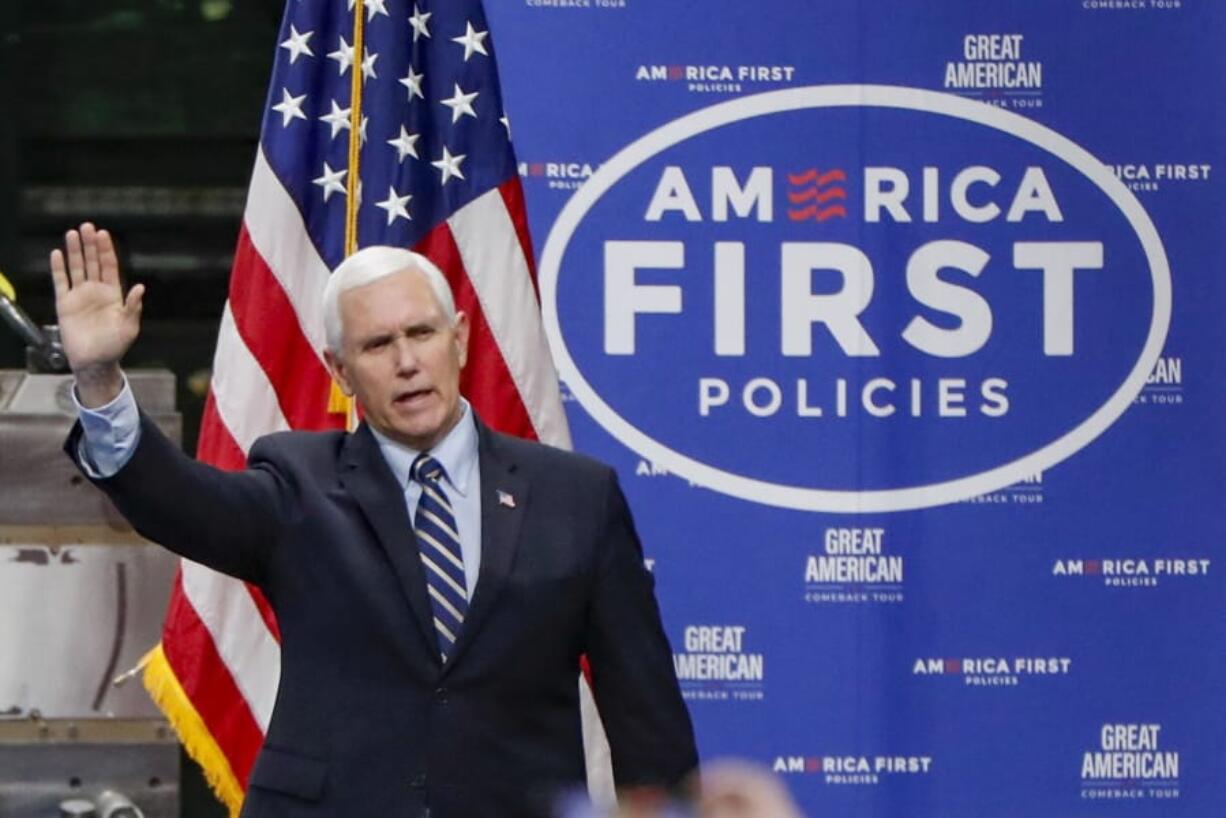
<box><xmin>454</xmin><ymin>311</ymin><xmax>471</xmax><ymax>368</ymax></box>
<box><xmin>323</xmin><ymin>348</ymin><xmax>354</xmax><ymax>396</ymax></box>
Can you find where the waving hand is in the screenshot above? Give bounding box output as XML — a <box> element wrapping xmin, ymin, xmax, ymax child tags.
<box><xmin>49</xmin><ymin>223</ymin><xmax>145</xmax><ymax>406</ymax></box>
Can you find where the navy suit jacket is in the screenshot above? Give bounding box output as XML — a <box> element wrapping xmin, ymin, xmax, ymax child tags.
<box><xmin>67</xmin><ymin>413</ymin><xmax>696</xmax><ymax>817</ymax></box>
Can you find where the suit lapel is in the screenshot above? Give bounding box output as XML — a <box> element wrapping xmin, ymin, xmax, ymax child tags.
<box><xmin>441</xmin><ymin>421</ymin><xmax>527</xmax><ymax>675</ymax></box>
<box><xmin>338</xmin><ymin>425</ymin><xmax>439</xmax><ymax>661</ymax></box>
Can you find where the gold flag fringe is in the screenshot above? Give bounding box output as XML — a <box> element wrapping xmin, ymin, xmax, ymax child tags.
<box><xmin>142</xmin><ymin>643</ymin><xmax>245</xmax><ymax>817</ymax></box>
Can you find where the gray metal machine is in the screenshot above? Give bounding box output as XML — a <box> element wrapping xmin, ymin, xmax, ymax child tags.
<box><xmin>0</xmin><ymin>294</ymin><xmax>182</xmax><ymax>817</ymax></box>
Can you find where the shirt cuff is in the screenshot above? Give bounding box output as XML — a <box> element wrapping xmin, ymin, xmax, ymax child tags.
<box><xmin>73</xmin><ymin>374</ymin><xmax>141</xmax><ymax>478</ymax></box>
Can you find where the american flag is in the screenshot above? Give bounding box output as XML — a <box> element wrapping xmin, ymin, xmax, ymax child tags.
<box><xmin>140</xmin><ymin>0</ymin><xmax>611</xmax><ymax>811</ymax></box>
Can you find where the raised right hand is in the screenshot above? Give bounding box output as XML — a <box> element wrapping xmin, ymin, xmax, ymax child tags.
<box><xmin>49</xmin><ymin>223</ymin><xmax>145</xmax><ymax>406</ymax></box>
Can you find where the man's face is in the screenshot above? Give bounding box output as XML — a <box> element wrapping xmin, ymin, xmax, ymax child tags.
<box><xmin>324</xmin><ymin>268</ymin><xmax>469</xmax><ymax>451</ymax></box>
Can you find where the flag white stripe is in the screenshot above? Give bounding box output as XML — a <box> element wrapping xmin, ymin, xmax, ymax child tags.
<box><xmin>244</xmin><ymin>148</ymin><xmax>333</xmax><ymax>361</ymax></box>
<box><xmin>211</xmin><ymin>303</ymin><xmax>291</xmax><ymax>453</ymax></box>
<box><xmin>447</xmin><ymin>190</ymin><xmax>572</xmax><ymax>449</ymax></box>
<box><xmin>181</xmin><ymin>561</ymin><xmax>280</xmax><ymax>732</ymax></box>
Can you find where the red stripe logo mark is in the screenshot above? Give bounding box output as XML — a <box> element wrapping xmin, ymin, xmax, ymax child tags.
<box><xmin>786</xmin><ymin>167</ymin><xmax>849</xmax><ymax>222</ymax></box>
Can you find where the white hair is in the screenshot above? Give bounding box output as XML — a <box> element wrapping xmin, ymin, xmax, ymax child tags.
<box><xmin>322</xmin><ymin>246</ymin><xmax>456</xmax><ymax>354</ymax></box>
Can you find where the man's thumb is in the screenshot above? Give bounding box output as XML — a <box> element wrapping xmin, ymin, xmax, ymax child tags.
<box><xmin>125</xmin><ymin>283</ymin><xmax>145</xmax><ymax>314</ymax></box>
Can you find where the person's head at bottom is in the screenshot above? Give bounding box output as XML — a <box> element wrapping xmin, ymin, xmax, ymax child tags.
<box><xmin>554</xmin><ymin>761</ymin><xmax>803</xmax><ymax>818</ymax></box>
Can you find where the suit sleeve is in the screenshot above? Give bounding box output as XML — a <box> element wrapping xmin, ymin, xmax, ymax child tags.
<box><xmin>64</xmin><ymin>411</ymin><xmax>286</xmax><ymax>586</ymax></box>
<box><xmin>584</xmin><ymin>469</ymin><xmax>698</xmax><ymax>791</ymax></box>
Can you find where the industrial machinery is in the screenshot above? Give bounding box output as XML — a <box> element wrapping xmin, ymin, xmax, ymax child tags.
<box><xmin>1</xmin><ymin>278</ymin><xmax>180</xmax><ymax>817</ymax></box>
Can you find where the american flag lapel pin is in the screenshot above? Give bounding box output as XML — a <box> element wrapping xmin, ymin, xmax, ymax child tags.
<box><xmin>497</xmin><ymin>490</ymin><xmax>516</xmax><ymax>509</ymax></box>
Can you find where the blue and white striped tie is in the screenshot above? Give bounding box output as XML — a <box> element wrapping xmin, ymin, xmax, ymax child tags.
<box><xmin>411</xmin><ymin>454</ymin><xmax>468</xmax><ymax>661</ymax></box>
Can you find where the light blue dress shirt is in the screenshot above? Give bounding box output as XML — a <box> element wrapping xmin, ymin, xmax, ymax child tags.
<box><xmin>75</xmin><ymin>377</ymin><xmax>483</xmax><ymax>594</ymax></box>
<box><xmin>73</xmin><ymin>376</ymin><xmax>142</xmax><ymax>477</ymax></box>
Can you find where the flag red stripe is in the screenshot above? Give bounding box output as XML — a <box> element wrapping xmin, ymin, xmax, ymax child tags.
<box><xmin>161</xmin><ymin>575</ymin><xmax>264</xmax><ymax>788</ymax></box>
<box><xmin>228</xmin><ymin>227</ymin><xmax>343</xmax><ymax>433</ymax></box>
<box><xmin>414</xmin><ymin>223</ymin><xmax>539</xmax><ymax>441</ymax></box>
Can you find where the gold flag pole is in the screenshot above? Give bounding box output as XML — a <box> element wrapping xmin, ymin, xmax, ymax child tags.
<box><xmin>330</xmin><ymin>0</ymin><xmax>367</xmax><ymax>430</ymax></box>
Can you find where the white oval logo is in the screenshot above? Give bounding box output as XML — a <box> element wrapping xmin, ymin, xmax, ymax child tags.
<box><xmin>540</xmin><ymin>85</ymin><xmax>1170</xmax><ymax>512</ymax></box>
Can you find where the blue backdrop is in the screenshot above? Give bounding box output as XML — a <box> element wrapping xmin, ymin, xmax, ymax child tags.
<box><xmin>485</xmin><ymin>2</ymin><xmax>1224</xmax><ymax>815</ymax></box>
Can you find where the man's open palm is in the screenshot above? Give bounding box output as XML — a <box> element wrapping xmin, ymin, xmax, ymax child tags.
<box><xmin>49</xmin><ymin>222</ymin><xmax>144</xmax><ymax>374</ymax></box>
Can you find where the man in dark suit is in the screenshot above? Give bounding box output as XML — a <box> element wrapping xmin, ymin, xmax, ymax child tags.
<box><xmin>52</xmin><ymin>223</ymin><xmax>697</xmax><ymax>817</ymax></box>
